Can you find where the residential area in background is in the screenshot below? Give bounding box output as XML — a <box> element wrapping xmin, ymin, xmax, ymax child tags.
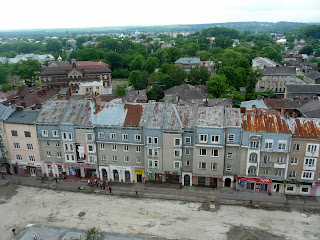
<box><xmin>0</xmin><ymin>23</ymin><xmax>320</xmax><ymax>199</ymax></box>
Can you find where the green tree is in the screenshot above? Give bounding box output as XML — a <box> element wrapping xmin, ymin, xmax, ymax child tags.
<box><xmin>115</xmin><ymin>84</ymin><xmax>126</xmax><ymax>96</ymax></box>
<box><xmin>160</xmin><ymin>64</ymin><xmax>186</xmax><ymax>89</ymax></box>
<box><xmin>45</xmin><ymin>39</ymin><xmax>62</xmax><ymax>53</ymax></box>
<box><xmin>206</xmin><ymin>74</ymin><xmax>229</xmax><ymax>98</ymax></box>
<box><xmin>245</xmin><ymin>69</ymin><xmax>262</xmax><ymax>99</ymax></box>
<box><xmin>188</xmin><ymin>66</ymin><xmax>210</xmax><ymax>85</ymax></box>
<box><xmin>9</xmin><ymin>59</ymin><xmax>41</xmax><ymax>87</ymax></box>
<box><xmin>76</xmin><ymin>48</ymin><xmax>99</xmax><ymax>61</ymax></box>
<box><xmin>0</xmin><ymin>62</ymin><xmax>9</xmax><ymax>84</ymax></box>
<box><xmin>299</xmin><ymin>45</ymin><xmax>314</xmax><ymax>55</ymax></box>
<box><xmin>217</xmin><ymin>66</ymin><xmax>245</xmax><ymax>89</ymax></box>
<box><xmin>196</xmin><ymin>50</ymin><xmax>211</xmax><ymax>61</ymax></box>
<box><xmin>85</xmin><ymin>227</ymin><xmax>104</xmax><ymax>240</ymax></box>
<box><xmin>143</xmin><ymin>56</ymin><xmax>159</xmax><ymax>74</ymax></box>
<box><xmin>146</xmin><ymin>84</ymin><xmax>164</xmax><ymax>101</ymax></box>
<box><xmin>183</xmin><ymin>42</ymin><xmax>200</xmax><ymax>56</ymax></box>
<box><xmin>129</xmin><ymin>70</ymin><xmax>149</xmax><ymax>90</ymax></box>
<box><xmin>106</xmin><ymin>51</ymin><xmax>123</xmax><ymax>70</ymax></box>
<box><xmin>164</xmin><ymin>47</ymin><xmax>182</xmax><ymax>63</ymax></box>
<box><xmin>0</xmin><ymin>83</ymin><xmax>14</xmax><ymax>93</ymax></box>
<box><xmin>215</xmin><ymin>36</ymin><xmax>233</xmax><ymax>49</ymax></box>
<box><xmin>129</xmin><ymin>54</ymin><xmax>145</xmax><ymax>71</ymax></box>
<box><xmin>221</xmin><ymin>87</ymin><xmax>245</xmax><ymax>107</ymax></box>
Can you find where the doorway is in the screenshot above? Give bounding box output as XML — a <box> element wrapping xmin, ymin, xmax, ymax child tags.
<box><xmin>247</xmin><ymin>182</ymin><xmax>255</xmax><ymax>191</ymax></box>
<box><xmin>125</xmin><ymin>171</ymin><xmax>131</xmax><ymax>182</ymax></box>
<box><xmin>113</xmin><ymin>170</ymin><xmax>119</xmax><ymax>182</ymax></box>
<box><xmin>102</xmin><ymin>169</ymin><xmax>108</xmax><ymax>180</ymax></box>
<box><xmin>30</xmin><ymin>168</ymin><xmax>36</xmax><ymax>177</ymax></box>
<box><xmin>273</xmin><ymin>183</ymin><xmax>281</xmax><ymax>193</ymax></box>
<box><xmin>184</xmin><ymin>175</ymin><xmax>190</xmax><ymax>186</ymax></box>
<box><xmin>210</xmin><ymin>177</ymin><xmax>217</xmax><ymax>188</ymax></box>
<box><xmin>137</xmin><ymin>174</ymin><xmax>142</xmax><ymax>182</ymax></box>
<box><xmin>225</xmin><ymin>178</ymin><xmax>231</xmax><ymax>187</ymax></box>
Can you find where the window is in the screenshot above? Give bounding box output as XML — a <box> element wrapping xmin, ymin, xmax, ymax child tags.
<box><xmin>11</xmin><ymin>130</ymin><xmax>18</xmax><ymax>137</ymax></box>
<box><xmin>147</xmin><ymin>136</ymin><xmax>152</xmax><ymax>145</ymax></box>
<box><xmin>28</xmin><ymin>156</ymin><xmax>35</xmax><ymax>162</ymax></box>
<box><xmin>148</xmin><ymin>149</ymin><xmax>153</xmax><ymax>156</ymax></box>
<box><xmin>13</xmin><ymin>142</ymin><xmax>20</xmax><ymax>149</ymax></box>
<box><xmin>185</xmin><ymin>137</ymin><xmax>191</xmax><ymax>145</ymax></box>
<box><xmin>262</xmin><ymin>169</ymin><xmax>269</xmax><ymax>175</ymax></box>
<box><xmin>154</xmin><ymin>149</ymin><xmax>158</xmax><ymax>157</ymax></box>
<box><xmin>56</xmin><ymin>142</ymin><xmax>60</xmax><ymax>147</ymax></box>
<box><xmin>174</xmin><ymin>161</ymin><xmax>181</xmax><ymax>169</ymax></box>
<box><xmin>211</xmin><ymin>149</ymin><xmax>219</xmax><ymax>157</ymax></box>
<box><xmin>88</xmin><ymin>156</ymin><xmax>97</xmax><ymax>163</ymax></box>
<box><xmin>147</xmin><ymin>136</ymin><xmax>158</xmax><ymax>145</ymax></box>
<box><xmin>223</xmin><ymin>153</ymin><xmax>232</xmax><ymax>160</ymax></box>
<box><xmin>15</xmin><ymin>155</ymin><xmax>22</xmax><ymax>161</ymax></box>
<box><xmin>199</xmin><ymin>134</ymin><xmax>208</xmax><ymax>143</ymax></box>
<box><xmin>278</xmin><ymin>141</ymin><xmax>287</xmax><ymax>151</ymax></box>
<box><xmin>307</xmin><ymin>144</ymin><xmax>319</xmax><ymax>153</ymax></box>
<box><xmin>148</xmin><ymin>159</ymin><xmax>159</xmax><ymax>169</ymax></box>
<box><xmin>249</xmin><ymin>141</ymin><xmax>259</xmax><ymax>149</ymax></box>
<box><xmin>64</xmin><ymin>143</ymin><xmax>74</xmax><ymax>152</ymax></box>
<box><xmin>134</xmin><ymin>134</ymin><xmax>141</xmax><ymax>142</ymax></box>
<box><xmin>46</xmin><ymin>151</ymin><xmax>51</xmax><ymax>157</ymax></box>
<box><xmin>100</xmin><ymin>143</ymin><xmax>105</xmax><ymax>150</ymax></box>
<box><xmin>286</xmin><ymin>185</ymin><xmax>296</xmax><ymax>192</ymax></box>
<box><xmin>57</xmin><ymin>152</ymin><xmax>61</xmax><ymax>158</ymax></box>
<box><xmin>62</xmin><ymin>132</ymin><xmax>72</xmax><ymax>141</ymax></box>
<box><xmin>228</xmin><ymin>134</ymin><xmax>235</xmax><ymax>143</ymax></box>
<box><xmin>41</xmin><ymin>130</ymin><xmax>48</xmax><ymax>137</ymax></box>
<box><xmin>290</xmin><ymin>158</ymin><xmax>298</xmax><ymax>165</ymax></box>
<box><xmin>185</xmin><ymin>160</ymin><xmax>190</xmax><ymax>166</ymax></box>
<box><xmin>122</xmin><ymin>134</ymin><xmax>128</xmax><ymax>141</ymax></box>
<box><xmin>289</xmin><ymin>171</ymin><xmax>296</xmax><ymax>177</ymax></box>
<box><xmin>24</xmin><ymin>131</ymin><xmax>31</xmax><ymax>137</ymax></box>
<box><xmin>249</xmin><ymin>153</ymin><xmax>258</xmax><ymax>162</ymax></box>
<box><xmin>45</xmin><ymin>141</ymin><xmax>50</xmax><ymax>146</ymax></box>
<box><xmin>198</xmin><ymin>162</ymin><xmax>207</xmax><ymax>169</ymax></box>
<box><xmin>86</xmin><ymin>133</ymin><xmax>94</xmax><ymax>141</ymax></box>
<box><xmin>101</xmin><ymin>155</ymin><xmax>106</xmax><ymax>161</ymax></box>
<box><xmin>52</xmin><ymin>130</ymin><xmax>59</xmax><ymax>137</ymax></box>
<box><xmin>210</xmin><ymin>163</ymin><xmax>218</xmax><ymax>170</ymax></box>
<box><xmin>112</xmin><ymin>156</ymin><xmax>118</xmax><ymax>162</ymax></box>
<box><xmin>293</xmin><ymin>144</ymin><xmax>300</xmax><ymax>151</ymax></box>
<box><xmin>248</xmin><ymin>167</ymin><xmax>256</xmax><ymax>175</ymax></box>
<box><xmin>225</xmin><ymin>165</ymin><xmax>231</xmax><ymax>172</ymax></box>
<box><xmin>302</xmin><ymin>171</ymin><xmax>313</xmax><ymax>179</ymax></box>
<box><xmin>112</xmin><ymin>144</ymin><xmax>117</xmax><ymax>151</ymax></box>
<box><xmin>136</xmin><ymin>157</ymin><xmax>141</xmax><ymax>163</ymax></box>
<box><xmin>275</xmin><ymin>170</ymin><xmax>282</xmax><ymax>176</ymax></box>
<box><xmin>87</xmin><ymin>144</ymin><xmax>96</xmax><ymax>153</ymax></box>
<box><xmin>153</xmin><ymin>137</ymin><xmax>158</xmax><ymax>145</ymax></box>
<box><xmin>26</xmin><ymin>143</ymin><xmax>33</xmax><ymax>150</ymax></box>
<box><xmin>277</xmin><ymin>157</ymin><xmax>284</xmax><ymax>163</ymax></box>
<box><xmin>300</xmin><ymin>185</ymin><xmax>311</xmax><ymax>194</ymax></box>
<box><xmin>174</xmin><ymin>149</ymin><xmax>182</xmax><ymax>158</ymax></box>
<box><xmin>123</xmin><ymin>145</ymin><xmax>129</xmax><ymax>152</ymax></box>
<box><xmin>136</xmin><ymin>146</ymin><xmax>141</xmax><ymax>152</ymax></box>
<box><xmin>185</xmin><ymin>148</ymin><xmax>190</xmax><ymax>155</ymax></box>
<box><xmin>265</xmin><ymin>140</ymin><xmax>273</xmax><ymax>150</ymax></box>
<box><xmin>199</xmin><ymin>149</ymin><xmax>207</xmax><ymax>156</ymax></box>
<box><xmin>304</xmin><ymin>158</ymin><xmax>316</xmax><ymax>166</ymax></box>
<box><xmin>65</xmin><ymin>154</ymin><xmax>75</xmax><ymax>162</ymax></box>
<box><xmin>211</xmin><ymin>135</ymin><xmax>220</xmax><ymax>144</ymax></box>
<box><xmin>98</xmin><ymin>132</ymin><xmax>105</xmax><ymax>140</ymax></box>
<box><xmin>264</xmin><ymin>155</ymin><xmax>271</xmax><ymax>163</ymax></box>
<box><xmin>124</xmin><ymin>156</ymin><xmax>129</xmax><ymax>162</ymax></box>
<box><xmin>174</xmin><ymin>138</ymin><xmax>182</xmax><ymax>146</ymax></box>
<box><xmin>110</xmin><ymin>133</ymin><xmax>116</xmax><ymax>140</ymax></box>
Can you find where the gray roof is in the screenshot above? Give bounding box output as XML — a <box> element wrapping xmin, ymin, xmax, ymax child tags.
<box><xmin>4</xmin><ymin>110</ymin><xmax>40</xmax><ymax>125</ymax></box>
<box><xmin>261</xmin><ymin>66</ymin><xmax>296</xmax><ymax>76</ymax></box>
<box><xmin>299</xmin><ymin>100</ymin><xmax>320</xmax><ymax>118</ymax></box>
<box><xmin>240</xmin><ymin>99</ymin><xmax>268</xmax><ymax>109</ymax></box>
<box><xmin>174</xmin><ymin>57</ymin><xmax>201</xmax><ymax>65</ymax></box>
<box><xmin>0</xmin><ymin>105</ymin><xmax>14</xmax><ymax>120</ymax></box>
<box><xmin>286</xmin><ymin>84</ymin><xmax>320</xmax><ymax>94</ymax></box>
<box><xmin>306</xmin><ymin>72</ymin><xmax>320</xmax><ymax>81</ymax></box>
<box><xmin>123</xmin><ymin>90</ymin><xmax>148</xmax><ymax>102</ymax></box>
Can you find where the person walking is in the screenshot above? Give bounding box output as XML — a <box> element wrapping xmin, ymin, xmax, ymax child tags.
<box><xmin>106</xmin><ymin>180</ymin><xmax>109</xmax><ymax>187</ymax></box>
<box><xmin>55</xmin><ymin>177</ymin><xmax>58</xmax><ymax>183</ymax></box>
<box><xmin>88</xmin><ymin>179</ymin><xmax>91</xmax><ymax>186</ymax></box>
<box><xmin>12</xmin><ymin>228</ymin><xmax>16</xmax><ymax>235</ymax></box>
<box><xmin>94</xmin><ymin>178</ymin><xmax>98</xmax><ymax>187</ymax></box>
<box><xmin>109</xmin><ymin>186</ymin><xmax>112</xmax><ymax>194</ymax></box>
<box><xmin>41</xmin><ymin>177</ymin><xmax>44</xmax><ymax>183</ymax></box>
<box><xmin>1</xmin><ymin>174</ymin><xmax>4</xmax><ymax>180</ymax></box>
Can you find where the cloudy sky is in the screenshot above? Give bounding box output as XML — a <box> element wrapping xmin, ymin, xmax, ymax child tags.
<box><xmin>1</xmin><ymin>0</ymin><xmax>319</xmax><ymax>30</ymax></box>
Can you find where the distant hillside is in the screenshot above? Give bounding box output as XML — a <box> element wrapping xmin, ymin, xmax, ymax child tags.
<box><xmin>0</xmin><ymin>21</ymin><xmax>319</xmax><ymax>38</ymax></box>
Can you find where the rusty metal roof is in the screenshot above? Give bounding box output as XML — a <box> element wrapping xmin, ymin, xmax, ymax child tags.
<box><xmin>36</xmin><ymin>100</ymin><xmax>69</xmax><ymax>123</ymax></box>
<box><xmin>241</xmin><ymin>113</ymin><xmax>291</xmax><ymax>133</ymax></box>
<box><xmin>163</xmin><ymin>103</ymin><xmax>195</xmax><ymax>130</ymax></box>
<box><xmin>225</xmin><ymin>108</ymin><xmax>241</xmax><ymax>127</ymax></box>
<box><xmin>62</xmin><ymin>99</ymin><xmax>84</xmax><ymax>124</ymax></box>
<box><xmin>292</xmin><ymin>118</ymin><xmax>320</xmax><ymax>139</ymax></box>
<box><xmin>124</xmin><ymin>104</ymin><xmax>143</xmax><ymax>127</ymax></box>
<box><xmin>146</xmin><ymin>102</ymin><xmax>165</xmax><ymax>129</ymax></box>
<box><xmin>197</xmin><ymin>106</ymin><xmax>224</xmax><ymax>128</ymax></box>
<box><xmin>77</xmin><ymin>100</ymin><xmax>93</xmax><ymax>126</ymax></box>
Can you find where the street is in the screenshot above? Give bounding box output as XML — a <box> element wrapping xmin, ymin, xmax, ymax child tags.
<box><xmin>0</xmin><ymin>184</ymin><xmax>319</xmax><ymax>240</ymax></box>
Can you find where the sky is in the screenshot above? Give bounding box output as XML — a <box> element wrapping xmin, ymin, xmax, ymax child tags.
<box><xmin>1</xmin><ymin>0</ymin><xmax>320</xmax><ymax>30</ymax></box>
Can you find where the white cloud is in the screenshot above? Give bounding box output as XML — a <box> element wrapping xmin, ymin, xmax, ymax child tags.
<box><xmin>0</xmin><ymin>0</ymin><xmax>319</xmax><ymax>30</ymax></box>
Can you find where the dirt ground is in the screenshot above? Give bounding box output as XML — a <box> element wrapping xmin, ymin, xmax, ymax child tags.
<box><xmin>0</xmin><ymin>184</ymin><xmax>320</xmax><ymax>240</ymax></box>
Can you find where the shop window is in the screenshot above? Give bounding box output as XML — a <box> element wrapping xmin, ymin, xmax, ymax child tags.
<box><xmin>198</xmin><ymin>177</ymin><xmax>205</xmax><ymax>185</ymax></box>
<box><xmin>300</xmin><ymin>185</ymin><xmax>310</xmax><ymax>194</ymax></box>
<box><xmin>286</xmin><ymin>185</ymin><xmax>295</xmax><ymax>192</ymax></box>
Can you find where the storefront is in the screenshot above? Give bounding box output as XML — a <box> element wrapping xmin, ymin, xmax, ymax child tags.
<box><xmin>165</xmin><ymin>171</ymin><xmax>180</xmax><ymax>184</ymax></box>
<box><xmin>134</xmin><ymin>169</ymin><xmax>144</xmax><ymax>183</ymax></box>
<box><xmin>64</xmin><ymin>163</ymin><xmax>97</xmax><ymax>178</ymax></box>
<box><xmin>237</xmin><ymin>176</ymin><xmax>272</xmax><ymax>192</ymax></box>
<box><xmin>193</xmin><ymin>174</ymin><xmax>223</xmax><ymax>188</ymax></box>
<box><xmin>147</xmin><ymin>170</ymin><xmax>162</xmax><ymax>182</ymax></box>
<box><xmin>109</xmin><ymin>166</ymin><xmax>133</xmax><ymax>183</ymax></box>
<box><xmin>11</xmin><ymin>161</ymin><xmax>42</xmax><ymax>177</ymax></box>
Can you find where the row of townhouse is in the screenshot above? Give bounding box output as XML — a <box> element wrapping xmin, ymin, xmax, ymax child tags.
<box><xmin>2</xmin><ymin>97</ymin><xmax>320</xmax><ymax>196</ymax></box>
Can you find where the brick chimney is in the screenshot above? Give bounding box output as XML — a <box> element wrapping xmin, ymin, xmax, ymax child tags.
<box><xmin>280</xmin><ymin>108</ymin><xmax>285</xmax><ymax>115</ymax></box>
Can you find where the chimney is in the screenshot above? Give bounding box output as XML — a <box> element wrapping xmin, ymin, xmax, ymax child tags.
<box><xmin>240</xmin><ymin>107</ymin><xmax>246</xmax><ymax>113</ymax></box>
<box><xmin>280</xmin><ymin>107</ymin><xmax>285</xmax><ymax>115</ymax></box>
<box><xmin>204</xmin><ymin>98</ymin><xmax>208</xmax><ymax>106</ymax></box>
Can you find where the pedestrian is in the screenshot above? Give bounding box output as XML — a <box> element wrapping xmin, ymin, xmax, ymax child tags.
<box><xmin>12</xmin><ymin>228</ymin><xmax>16</xmax><ymax>235</ymax></box>
<box><xmin>109</xmin><ymin>186</ymin><xmax>112</xmax><ymax>194</ymax></box>
<box><xmin>94</xmin><ymin>178</ymin><xmax>97</xmax><ymax>187</ymax></box>
<box><xmin>55</xmin><ymin>177</ymin><xmax>58</xmax><ymax>183</ymax></box>
<box><xmin>103</xmin><ymin>184</ymin><xmax>106</xmax><ymax>190</ymax></box>
<box><xmin>1</xmin><ymin>174</ymin><xmax>4</xmax><ymax>180</ymax></box>
<box><xmin>106</xmin><ymin>180</ymin><xmax>109</xmax><ymax>187</ymax></box>
<box><xmin>33</xmin><ymin>234</ymin><xmax>38</xmax><ymax>240</ymax></box>
<box><xmin>88</xmin><ymin>179</ymin><xmax>91</xmax><ymax>186</ymax></box>
<box><xmin>41</xmin><ymin>177</ymin><xmax>44</xmax><ymax>183</ymax></box>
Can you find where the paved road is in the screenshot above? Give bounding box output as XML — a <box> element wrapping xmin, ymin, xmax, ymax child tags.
<box><xmin>15</xmin><ymin>225</ymin><xmax>169</xmax><ymax>240</ymax></box>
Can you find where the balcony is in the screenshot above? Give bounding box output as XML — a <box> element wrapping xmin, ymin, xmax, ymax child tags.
<box><xmin>274</xmin><ymin>163</ymin><xmax>286</xmax><ymax>169</ymax></box>
<box><xmin>303</xmin><ymin>165</ymin><xmax>316</xmax><ymax>171</ymax></box>
<box><xmin>260</xmin><ymin>162</ymin><xmax>274</xmax><ymax>168</ymax></box>
<box><xmin>248</xmin><ymin>161</ymin><xmax>258</xmax><ymax>168</ymax></box>
<box><xmin>305</xmin><ymin>151</ymin><xmax>319</xmax><ymax>158</ymax></box>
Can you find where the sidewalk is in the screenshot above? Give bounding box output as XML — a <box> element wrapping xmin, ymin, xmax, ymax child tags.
<box><xmin>2</xmin><ymin>174</ymin><xmax>320</xmax><ymax>207</ymax></box>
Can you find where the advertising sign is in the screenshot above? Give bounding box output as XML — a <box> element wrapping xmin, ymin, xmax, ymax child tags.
<box><xmin>76</xmin><ymin>143</ymin><xmax>87</xmax><ymax>163</ymax></box>
<box><xmin>135</xmin><ymin>169</ymin><xmax>144</xmax><ymax>175</ymax></box>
